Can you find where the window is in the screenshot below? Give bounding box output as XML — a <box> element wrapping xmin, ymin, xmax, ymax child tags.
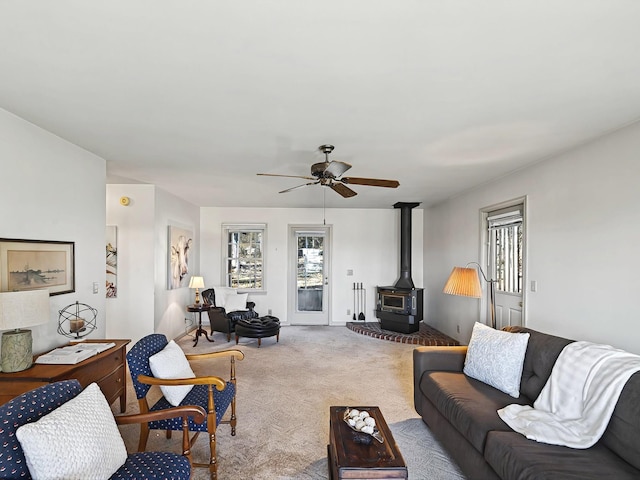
<box><xmin>222</xmin><ymin>224</ymin><xmax>265</xmax><ymax>290</ymax></box>
<box><xmin>488</xmin><ymin>207</ymin><xmax>523</xmax><ymax>294</ymax></box>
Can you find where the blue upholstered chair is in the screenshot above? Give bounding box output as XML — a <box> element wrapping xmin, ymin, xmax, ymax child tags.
<box><xmin>0</xmin><ymin>379</ymin><xmax>205</xmax><ymax>480</ymax></box>
<box><xmin>127</xmin><ymin>334</ymin><xmax>244</xmax><ymax>480</ymax></box>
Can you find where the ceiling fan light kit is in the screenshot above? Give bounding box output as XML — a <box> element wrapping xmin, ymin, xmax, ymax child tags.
<box><xmin>257</xmin><ymin>144</ymin><xmax>399</xmax><ymax>198</ymax></box>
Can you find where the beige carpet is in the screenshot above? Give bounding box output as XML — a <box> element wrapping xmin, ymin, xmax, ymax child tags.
<box><xmin>116</xmin><ymin>325</ymin><xmax>465</xmax><ymax>480</ymax></box>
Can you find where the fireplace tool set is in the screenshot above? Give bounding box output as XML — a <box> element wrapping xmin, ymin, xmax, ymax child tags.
<box><xmin>352</xmin><ymin>283</ymin><xmax>366</xmax><ymax>321</ymax></box>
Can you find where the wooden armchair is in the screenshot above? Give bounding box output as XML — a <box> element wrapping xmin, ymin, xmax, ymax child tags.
<box><xmin>0</xmin><ymin>380</ymin><xmax>206</xmax><ymax>480</ymax></box>
<box><xmin>202</xmin><ymin>287</ymin><xmax>259</xmax><ymax>341</ymax></box>
<box><xmin>127</xmin><ymin>334</ymin><xmax>244</xmax><ymax>480</ymax></box>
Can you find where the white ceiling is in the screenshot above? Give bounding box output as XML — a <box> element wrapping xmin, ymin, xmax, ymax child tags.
<box><xmin>2</xmin><ymin>1</ymin><xmax>640</xmax><ymax>209</ymax></box>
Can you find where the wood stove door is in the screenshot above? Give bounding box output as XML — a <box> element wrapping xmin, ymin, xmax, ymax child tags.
<box><xmin>288</xmin><ymin>226</ymin><xmax>331</xmax><ymax>325</ymax></box>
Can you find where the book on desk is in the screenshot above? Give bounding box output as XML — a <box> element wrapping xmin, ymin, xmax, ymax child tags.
<box><xmin>35</xmin><ymin>342</ymin><xmax>116</xmax><ymax>365</ymax></box>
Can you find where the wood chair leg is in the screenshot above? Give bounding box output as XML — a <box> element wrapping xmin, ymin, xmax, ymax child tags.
<box><xmin>139</xmin><ymin>422</ymin><xmax>150</xmax><ymax>452</ymax></box>
<box><xmin>208</xmin><ymin>430</ymin><xmax>217</xmax><ymax>480</ymax></box>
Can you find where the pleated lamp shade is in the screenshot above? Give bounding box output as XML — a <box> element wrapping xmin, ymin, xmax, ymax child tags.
<box><xmin>443</xmin><ymin>267</ymin><xmax>482</xmax><ymax>298</ymax></box>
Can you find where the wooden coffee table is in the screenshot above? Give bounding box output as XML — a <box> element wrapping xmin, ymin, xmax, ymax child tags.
<box><xmin>328</xmin><ymin>406</ymin><xmax>408</xmax><ymax>479</ymax></box>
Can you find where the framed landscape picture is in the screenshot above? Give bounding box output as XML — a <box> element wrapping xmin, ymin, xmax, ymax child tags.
<box><xmin>0</xmin><ymin>238</ymin><xmax>75</xmax><ymax>295</ymax></box>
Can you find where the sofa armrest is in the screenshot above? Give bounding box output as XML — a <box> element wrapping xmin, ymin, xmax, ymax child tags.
<box><xmin>413</xmin><ymin>346</ymin><xmax>468</xmax><ymax>415</ymax></box>
<box><xmin>413</xmin><ymin>346</ymin><xmax>468</xmax><ymax>382</ymax></box>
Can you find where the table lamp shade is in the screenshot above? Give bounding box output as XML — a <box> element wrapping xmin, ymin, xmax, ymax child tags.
<box><xmin>0</xmin><ymin>289</ymin><xmax>50</xmax><ymax>372</ymax></box>
<box><xmin>443</xmin><ymin>267</ymin><xmax>482</xmax><ymax>298</ymax></box>
<box><xmin>188</xmin><ymin>276</ymin><xmax>205</xmax><ymax>289</ymax></box>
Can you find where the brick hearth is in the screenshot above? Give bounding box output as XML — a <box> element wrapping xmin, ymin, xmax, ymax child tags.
<box><xmin>347</xmin><ymin>321</ymin><xmax>460</xmax><ymax>346</ymax></box>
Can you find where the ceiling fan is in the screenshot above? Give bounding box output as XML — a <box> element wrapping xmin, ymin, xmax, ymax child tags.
<box><xmin>257</xmin><ymin>144</ymin><xmax>400</xmax><ymax>198</ymax></box>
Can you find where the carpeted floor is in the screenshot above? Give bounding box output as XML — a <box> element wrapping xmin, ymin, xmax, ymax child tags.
<box><xmin>115</xmin><ymin>326</ymin><xmax>466</xmax><ymax>480</ymax></box>
<box><xmin>347</xmin><ymin>321</ymin><xmax>460</xmax><ymax>346</ymax></box>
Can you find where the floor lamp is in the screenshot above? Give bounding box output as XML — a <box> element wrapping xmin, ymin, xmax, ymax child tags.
<box><xmin>443</xmin><ymin>262</ymin><xmax>496</xmax><ymax>329</ymax></box>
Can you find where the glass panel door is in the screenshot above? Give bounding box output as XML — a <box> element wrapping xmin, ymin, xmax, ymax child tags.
<box><xmin>297</xmin><ymin>234</ymin><xmax>324</xmax><ymax>311</ymax></box>
<box><xmin>288</xmin><ymin>226</ymin><xmax>331</xmax><ymax>325</ymax></box>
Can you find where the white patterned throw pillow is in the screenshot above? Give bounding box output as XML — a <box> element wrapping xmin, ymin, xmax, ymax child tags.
<box><xmin>16</xmin><ymin>383</ymin><xmax>127</xmax><ymax>480</ymax></box>
<box><xmin>149</xmin><ymin>340</ymin><xmax>196</xmax><ymax>406</ymax></box>
<box><xmin>463</xmin><ymin>322</ymin><xmax>530</xmax><ymax>398</ymax></box>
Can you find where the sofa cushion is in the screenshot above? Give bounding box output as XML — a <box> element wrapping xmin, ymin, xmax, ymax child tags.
<box><xmin>464</xmin><ymin>322</ymin><xmax>529</xmax><ymax>398</ymax></box>
<box><xmin>485</xmin><ymin>430</ymin><xmax>640</xmax><ymax>480</ymax></box>
<box><xmin>600</xmin><ymin>372</ymin><xmax>640</xmax><ymax>470</ymax></box>
<box><xmin>420</xmin><ymin>371</ymin><xmax>529</xmax><ymax>453</ymax></box>
<box><xmin>504</xmin><ymin>326</ymin><xmax>573</xmax><ymax>402</ymax></box>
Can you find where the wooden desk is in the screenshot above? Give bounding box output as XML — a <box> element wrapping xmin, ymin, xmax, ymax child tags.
<box><xmin>0</xmin><ymin>339</ymin><xmax>130</xmax><ymax>411</ymax></box>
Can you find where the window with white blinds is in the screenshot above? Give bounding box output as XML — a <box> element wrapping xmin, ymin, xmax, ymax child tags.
<box><xmin>488</xmin><ymin>207</ymin><xmax>523</xmax><ymax>294</ymax></box>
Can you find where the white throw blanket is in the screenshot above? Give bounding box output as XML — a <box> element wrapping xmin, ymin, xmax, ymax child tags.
<box><xmin>498</xmin><ymin>341</ymin><xmax>640</xmax><ymax>448</ymax></box>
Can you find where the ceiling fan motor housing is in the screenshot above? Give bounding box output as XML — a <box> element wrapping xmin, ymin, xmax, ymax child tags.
<box><xmin>311</xmin><ymin>162</ymin><xmax>331</xmax><ymax>178</ymax></box>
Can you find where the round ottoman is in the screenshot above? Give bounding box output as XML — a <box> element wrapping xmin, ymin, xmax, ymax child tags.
<box><xmin>235</xmin><ymin>316</ymin><xmax>280</xmax><ymax>347</ymax></box>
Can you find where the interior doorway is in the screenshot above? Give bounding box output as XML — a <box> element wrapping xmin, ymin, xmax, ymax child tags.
<box><xmin>482</xmin><ymin>199</ymin><xmax>526</xmax><ymax>329</ymax></box>
<box><xmin>288</xmin><ymin>225</ymin><xmax>331</xmax><ymax>325</ymax></box>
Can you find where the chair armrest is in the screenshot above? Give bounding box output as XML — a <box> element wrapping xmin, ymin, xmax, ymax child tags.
<box><xmin>137</xmin><ymin>374</ymin><xmax>227</xmax><ymax>391</ymax></box>
<box><xmin>185</xmin><ymin>349</ymin><xmax>245</xmax><ymax>362</ymax></box>
<box><xmin>116</xmin><ymin>405</ymin><xmax>206</xmax><ymax>459</ymax></box>
<box><xmin>115</xmin><ymin>405</ymin><xmax>206</xmax><ymax>426</ymax></box>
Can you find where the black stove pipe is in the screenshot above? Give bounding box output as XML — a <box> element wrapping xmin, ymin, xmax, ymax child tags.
<box><xmin>393</xmin><ymin>201</ymin><xmax>420</xmax><ymax>289</ymax></box>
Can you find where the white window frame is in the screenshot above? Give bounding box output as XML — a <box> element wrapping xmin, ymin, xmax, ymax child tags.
<box><xmin>221</xmin><ymin>223</ymin><xmax>266</xmax><ymax>293</ymax></box>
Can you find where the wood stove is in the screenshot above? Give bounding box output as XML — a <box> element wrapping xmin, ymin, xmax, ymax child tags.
<box><xmin>375</xmin><ymin>202</ymin><xmax>424</xmax><ymax>333</ymax></box>
<box><xmin>376</xmin><ymin>286</ymin><xmax>423</xmax><ymax>333</ymax></box>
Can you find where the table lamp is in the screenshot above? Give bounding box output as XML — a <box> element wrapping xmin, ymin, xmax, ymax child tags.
<box><xmin>443</xmin><ymin>262</ymin><xmax>496</xmax><ymax>328</ymax></box>
<box><xmin>188</xmin><ymin>276</ymin><xmax>205</xmax><ymax>305</ymax></box>
<box><xmin>0</xmin><ymin>289</ymin><xmax>50</xmax><ymax>372</ymax></box>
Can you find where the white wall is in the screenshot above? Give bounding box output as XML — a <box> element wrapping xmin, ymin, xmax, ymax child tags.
<box><xmin>200</xmin><ymin>207</ymin><xmax>423</xmax><ymax>326</ymax></box>
<box><xmin>0</xmin><ymin>108</ymin><xmax>106</xmax><ymax>355</ymax></box>
<box><xmin>105</xmin><ymin>185</ymin><xmax>156</xmax><ymax>344</ymax></box>
<box><xmin>154</xmin><ymin>188</ymin><xmax>200</xmax><ymax>340</ymax></box>
<box><xmin>106</xmin><ymin>184</ymin><xmax>199</xmax><ymax>345</ymax></box>
<box><xmin>424</xmin><ymin>121</ymin><xmax>640</xmax><ymax>354</ymax></box>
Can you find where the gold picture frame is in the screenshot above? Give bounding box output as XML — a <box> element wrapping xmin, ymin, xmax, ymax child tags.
<box><xmin>0</xmin><ymin>238</ymin><xmax>75</xmax><ymax>296</ymax></box>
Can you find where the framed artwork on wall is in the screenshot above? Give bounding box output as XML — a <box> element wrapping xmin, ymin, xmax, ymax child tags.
<box><xmin>0</xmin><ymin>238</ymin><xmax>75</xmax><ymax>295</ymax></box>
<box><xmin>167</xmin><ymin>225</ymin><xmax>193</xmax><ymax>290</ymax></box>
<box><xmin>106</xmin><ymin>225</ymin><xmax>117</xmax><ymax>298</ymax></box>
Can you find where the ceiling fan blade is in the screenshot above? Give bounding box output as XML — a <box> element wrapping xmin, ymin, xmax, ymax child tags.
<box><xmin>279</xmin><ymin>181</ymin><xmax>319</xmax><ymax>194</ymax></box>
<box><xmin>258</xmin><ymin>173</ymin><xmax>316</xmax><ymax>181</ymax></box>
<box><xmin>341</xmin><ymin>177</ymin><xmax>400</xmax><ymax>188</ymax></box>
<box><xmin>330</xmin><ymin>182</ymin><xmax>357</xmax><ymax>198</ymax></box>
<box><xmin>324</xmin><ymin>161</ymin><xmax>352</xmax><ymax>178</ymax></box>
